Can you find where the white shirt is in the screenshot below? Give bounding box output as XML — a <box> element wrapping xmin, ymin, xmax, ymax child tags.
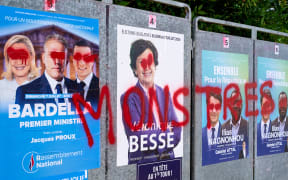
<box><xmin>278</xmin><ymin>117</ymin><xmax>286</xmax><ymax>133</ymax></box>
<box><xmin>231</xmin><ymin>117</ymin><xmax>241</xmax><ymax>137</ymax></box>
<box><xmin>0</xmin><ymin>78</ymin><xmax>29</xmax><ymax>109</ymax></box>
<box><xmin>76</xmin><ymin>72</ymin><xmax>93</xmax><ymax>100</ymax></box>
<box><xmin>45</xmin><ymin>71</ymin><xmax>68</xmax><ymax>104</ymax></box>
<box><xmin>242</xmin><ymin>147</ymin><xmax>246</xmax><ymax>158</ymax></box>
<box><xmin>139</xmin><ymin>82</ymin><xmax>160</xmax><ymax>129</ymax></box>
<box><xmin>261</xmin><ymin>119</ymin><xmax>270</xmax><ymax>139</ymax></box>
<box><xmin>207</xmin><ymin>121</ymin><xmax>219</xmax><ymax>140</ymax></box>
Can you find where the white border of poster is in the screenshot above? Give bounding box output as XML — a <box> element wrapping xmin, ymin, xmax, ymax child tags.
<box><xmin>116</xmin><ymin>24</ymin><xmax>184</xmax><ymax>166</ymax></box>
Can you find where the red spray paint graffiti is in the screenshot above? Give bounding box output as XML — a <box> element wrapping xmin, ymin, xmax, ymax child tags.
<box><xmin>73</xmin><ymin>53</ymin><xmax>98</xmax><ymax>63</ymax></box>
<box><xmin>196</xmin><ymin>80</ymin><xmax>275</xmax><ymax>127</ymax></box>
<box><xmin>72</xmin><ymin>85</ymin><xmax>190</xmax><ymax>146</ymax></box>
<box><xmin>72</xmin><ymin>85</ymin><xmax>115</xmax><ymax>146</ymax></box>
<box><xmin>50</xmin><ymin>51</ymin><xmax>65</xmax><ymax>65</ymax></box>
<box><xmin>7</xmin><ymin>47</ymin><xmax>29</xmax><ymax>65</ymax></box>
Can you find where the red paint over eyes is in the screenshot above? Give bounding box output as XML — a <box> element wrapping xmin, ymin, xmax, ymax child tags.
<box><xmin>140</xmin><ymin>53</ymin><xmax>154</xmax><ymax>69</ymax></box>
<box><xmin>208</xmin><ymin>103</ymin><xmax>221</xmax><ymax>111</ymax></box>
<box><xmin>50</xmin><ymin>51</ymin><xmax>65</xmax><ymax>60</ymax></box>
<box><xmin>50</xmin><ymin>51</ymin><xmax>65</xmax><ymax>65</ymax></box>
<box><xmin>7</xmin><ymin>47</ymin><xmax>29</xmax><ymax>65</ymax></box>
<box><xmin>73</xmin><ymin>53</ymin><xmax>98</xmax><ymax>63</ymax></box>
<box><xmin>279</xmin><ymin>98</ymin><xmax>287</xmax><ymax>108</ymax></box>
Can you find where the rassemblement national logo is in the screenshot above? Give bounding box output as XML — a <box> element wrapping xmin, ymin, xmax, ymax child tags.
<box><xmin>22</xmin><ymin>151</ymin><xmax>65</xmax><ymax>174</ymax></box>
<box><xmin>22</xmin><ymin>151</ymin><xmax>39</xmax><ymax>173</ymax></box>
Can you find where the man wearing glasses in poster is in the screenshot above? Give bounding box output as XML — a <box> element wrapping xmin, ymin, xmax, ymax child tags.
<box><xmin>72</xmin><ymin>39</ymin><xmax>99</xmax><ymax>108</ymax></box>
<box><xmin>257</xmin><ymin>89</ymin><xmax>273</xmax><ymax>155</ymax></box>
<box><xmin>202</xmin><ymin>91</ymin><xmax>222</xmax><ymax>165</ymax></box>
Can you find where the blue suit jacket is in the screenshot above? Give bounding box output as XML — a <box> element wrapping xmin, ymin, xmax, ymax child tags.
<box><xmin>15</xmin><ymin>74</ymin><xmax>78</xmax><ymax>108</ymax></box>
<box><xmin>202</xmin><ymin>123</ymin><xmax>221</xmax><ymax>166</ymax></box>
<box><xmin>257</xmin><ymin>121</ymin><xmax>271</xmax><ymax>156</ymax></box>
<box><xmin>120</xmin><ymin>81</ymin><xmax>181</xmax><ymax>164</ymax></box>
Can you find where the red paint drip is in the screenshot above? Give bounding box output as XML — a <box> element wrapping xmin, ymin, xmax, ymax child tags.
<box><xmin>140</xmin><ymin>53</ymin><xmax>154</xmax><ymax>69</ymax></box>
<box><xmin>74</xmin><ymin>84</ymin><xmax>190</xmax><ymax>147</ymax></box>
<box><xmin>72</xmin><ymin>85</ymin><xmax>115</xmax><ymax>146</ymax></box>
<box><xmin>50</xmin><ymin>51</ymin><xmax>65</xmax><ymax>65</ymax></box>
<box><xmin>260</xmin><ymin>80</ymin><xmax>275</xmax><ymax>116</ymax></box>
<box><xmin>208</xmin><ymin>103</ymin><xmax>221</xmax><ymax>111</ymax></box>
<box><xmin>223</xmin><ymin>83</ymin><xmax>241</xmax><ymax>120</ymax></box>
<box><xmin>171</xmin><ymin>87</ymin><xmax>190</xmax><ymax>127</ymax></box>
<box><xmin>279</xmin><ymin>98</ymin><xmax>287</xmax><ymax>109</ymax></box>
<box><xmin>7</xmin><ymin>47</ymin><xmax>29</xmax><ymax>65</ymax></box>
<box><xmin>245</xmin><ymin>82</ymin><xmax>259</xmax><ymax>117</ymax></box>
<box><xmin>122</xmin><ymin>86</ymin><xmax>146</xmax><ymax>131</ymax></box>
<box><xmin>73</xmin><ymin>53</ymin><xmax>98</xmax><ymax>63</ymax></box>
<box><xmin>147</xmin><ymin>86</ymin><xmax>170</xmax><ymax>131</ymax></box>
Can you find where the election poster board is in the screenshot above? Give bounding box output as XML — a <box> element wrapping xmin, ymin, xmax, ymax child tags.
<box><xmin>201</xmin><ymin>50</ymin><xmax>249</xmax><ymax>166</ymax></box>
<box><xmin>0</xmin><ymin>5</ymin><xmax>100</xmax><ymax>179</ymax></box>
<box><xmin>116</xmin><ymin>24</ymin><xmax>184</xmax><ymax>166</ymax></box>
<box><xmin>257</xmin><ymin>57</ymin><xmax>288</xmax><ymax>156</ymax></box>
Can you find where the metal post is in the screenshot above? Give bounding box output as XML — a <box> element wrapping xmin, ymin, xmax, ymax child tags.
<box><xmin>102</xmin><ymin>0</ymin><xmax>112</xmax><ymax>4</ymax></box>
<box><xmin>152</xmin><ymin>0</ymin><xmax>191</xmax><ymax>21</ymax></box>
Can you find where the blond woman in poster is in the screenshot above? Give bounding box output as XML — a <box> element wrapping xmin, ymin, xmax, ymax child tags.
<box><xmin>0</xmin><ymin>35</ymin><xmax>39</xmax><ymax>107</ymax></box>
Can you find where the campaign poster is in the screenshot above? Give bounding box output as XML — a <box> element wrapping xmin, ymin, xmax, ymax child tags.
<box><xmin>0</xmin><ymin>5</ymin><xmax>100</xmax><ymax>179</ymax></box>
<box><xmin>201</xmin><ymin>50</ymin><xmax>249</xmax><ymax>166</ymax></box>
<box><xmin>257</xmin><ymin>57</ymin><xmax>288</xmax><ymax>156</ymax></box>
<box><xmin>116</xmin><ymin>25</ymin><xmax>184</xmax><ymax>166</ymax></box>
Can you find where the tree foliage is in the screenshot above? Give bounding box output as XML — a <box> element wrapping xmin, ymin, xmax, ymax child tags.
<box><xmin>113</xmin><ymin>0</ymin><xmax>288</xmax><ymax>42</ymax></box>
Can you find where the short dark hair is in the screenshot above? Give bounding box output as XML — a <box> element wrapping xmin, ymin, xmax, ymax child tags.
<box><xmin>206</xmin><ymin>91</ymin><xmax>222</xmax><ymax>105</ymax></box>
<box><xmin>260</xmin><ymin>89</ymin><xmax>272</xmax><ymax>105</ymax></box>
<box><xmin>231</xmin><ymin>90</ymin><xmax>242</xmax><ymax>99</ymax></box>
<box><xmin>74</xmin><ymin>39</ymin><xmax>91</xmax><ymax>50</ymax></box>
<box><xmin>44</xmin><ymin>34</ymin><xmax>67</xmax><ymax>50</ymax></box>
<box><xmin>130</xmin><ymin>39</ymin><xmax>158</xmax><ymax>77</ymax></box>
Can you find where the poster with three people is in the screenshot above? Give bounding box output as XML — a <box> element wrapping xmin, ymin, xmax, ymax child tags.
<box><xmin>0</xmin><ymin>5</ymin><xmax>100</xmax><ymax>179</ymax></box>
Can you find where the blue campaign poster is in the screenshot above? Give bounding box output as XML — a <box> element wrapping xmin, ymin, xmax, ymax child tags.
<box><xmin>257</xmin><ymin>57</ymin><xmax>288</xmax><ymax>156</ymax></box>
<box><xmin>201</xmin><ymin>50</ymin><xmax>249</xmax><ymax>166</ymax></box>
<box><xmin>0</xmin><ymin>5</ymin><xmax>100</xmax><ymax>179</ymax></box>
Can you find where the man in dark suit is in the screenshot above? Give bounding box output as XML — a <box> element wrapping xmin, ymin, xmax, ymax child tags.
<box><xmin>221</xmin><ymin>90</ymin><xmax>248</xmax><ymax>139</ymax></box>
<box><xmin>202</xmin><ymin>91</ymin><xmax>222</xmax><ymax>165</ymax></box>
<box><xmin>221</xmin><ymin>90</ymin><xmax>248</xmax><ymax>158</ymax></box>
<box><xmin>72</xmin><ymin>40</ymin><xmax>99</xmax><ymax>108</ymax></box>
<box><xmin>239</xmin><ymin>141</ymin><xmax>246</xmax><ymax>159</ymax></box>
<box><xmin>271</xmin><ymin>92</ymin><xmax>288</xmax><ymax>132</ymax></box>
<box><xmin>16</xmin><ymin>34</ymin><xmax>78</xmax><ymax>107</ymax></box>
<box><xmin>257</xmin><ymin>89</ymin><xmax>273</xmax><ymax>155</ymax></box>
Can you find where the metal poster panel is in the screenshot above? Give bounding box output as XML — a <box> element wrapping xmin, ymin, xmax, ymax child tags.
<box><xmin>0</xmin><ymin>5</ymin><xmax>100</xmax><ymax>179</ymax></box>
<box><xmin>201</xmin><ymin>50</ymin><xmax>249</xmax><ymax>166</ymax></box>
<box><xmin>257</xmin><ymin>57</ymin><xmax>288</xmax><ymax>156</ymax></box>
<box><xmin>116</xmin><ymin>24</ymin><xmax>184</xmax><ymax>166</ymax></box>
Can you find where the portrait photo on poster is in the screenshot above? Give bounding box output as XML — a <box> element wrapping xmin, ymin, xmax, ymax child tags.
<box><xmin>0</xmin><ymin>5</ymin><xmax>100</xmax><ymax>179</ymax></box>
<box><xmin>257</xmin><ymin>57</ymin><xmax>288</xmax><ymax>156</ymax></box>
<box><xmin>200</xmin><ymin>50</ymin><xmax>249</xmax><ymax>166</ymax></box>
<box><xmin>116</xmin><ymin>24</ymin><xmax>184</xmax><ymax>166</ymax></box>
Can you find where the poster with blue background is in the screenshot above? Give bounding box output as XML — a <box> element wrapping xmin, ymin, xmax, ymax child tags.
<box><xmin>0</xmin><ymin>5</ymin><xmax>100</xmax><ymax>179</ymax></box>
<box><xmin>257</xmin><ymin>57</ymin><xmax>288</xmax><ymax>156</ymax></box>
<box><xmin>201</xmin><ymin>50</ymin><xmax>249</xmax><ymax>166</ymax></box>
